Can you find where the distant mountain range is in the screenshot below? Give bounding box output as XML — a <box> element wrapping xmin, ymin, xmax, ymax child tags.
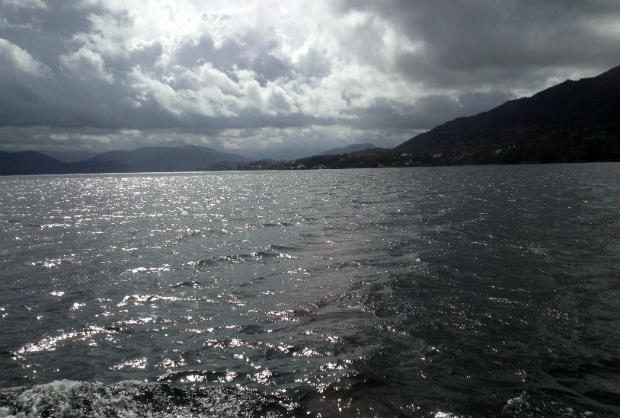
<box><xmin>84</xmin><ymin>145</ymin><xmax>248</xmax><ymax>172</ymax></box>
<box><xmin>1</xmin><ymin>67</ymin><xmax>618</xmax><ymax>175</ymax></box>
<box><xmin>0</xmin><ymin>145</ymin><xmax>248</xmax><ymax>175</ymax></box>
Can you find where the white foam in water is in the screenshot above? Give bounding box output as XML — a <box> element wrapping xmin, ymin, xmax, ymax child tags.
<box><xmin>0</xmin><ymin>380</ymin><xmax>298</xmax><ymax>418</ymax></box>
<box><xmin>502</xmin><ymin>391</ymin><xmax>530</xmax><ymax>416</ymax></box>
<box><xmin>0</xmin><ymin>380</ymin><xmax>138</xmax><ymax>418</ymax></box>
<box><xmin>433</xmin><ymin>411</ymin><xmax>461</xmax><ymax>418</ymax></box>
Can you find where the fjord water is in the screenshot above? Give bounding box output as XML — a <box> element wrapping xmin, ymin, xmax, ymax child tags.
<box><xmin>0</xmin><ymin>164</ymin><xmax>618</xmax><ymax>417</ymax></box>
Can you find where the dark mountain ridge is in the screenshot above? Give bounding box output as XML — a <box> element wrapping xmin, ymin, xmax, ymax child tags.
<box><xmin>317</xmin><ymin>143</ymin><xmax>378</xmax><ymax>156</ymax></box>
<box><xmin>395</xmin><ymin>66</ymin><xmax>619</xmax><ymax>162</ymax></box>
<box><xmin>1</xmin><ymin>151</ymin><xmax>68</xmax><ymax>175</ymax></box>
<box><xmin>0</xmin><ymin>151</ymin><xmax>124</xmax><ymax>175</ymax></box>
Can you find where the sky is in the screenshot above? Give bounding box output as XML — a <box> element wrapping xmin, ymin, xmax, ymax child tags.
<box><xmin>0</xmin><ymin>0</ymin><xmax>618</xmax><ymax>160</ymax></box>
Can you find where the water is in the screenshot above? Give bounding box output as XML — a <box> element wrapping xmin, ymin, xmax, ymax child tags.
<box><xmin>0</xmin><ymin>164</ymin><xmax>618</xmax><ymax>418</ymax></box>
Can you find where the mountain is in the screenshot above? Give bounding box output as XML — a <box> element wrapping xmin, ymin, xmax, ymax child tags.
<box><xmin>317</xmin><ymin>143</ymin><xmax>379</xmax><ymax>156</ymax></box>
<box><xmin>42</xmin><ymin>150</ymin><xmax>99</xmax><ymax>162</ymax></box>
<box><xmin>84</xmin><ymin>145</ymin><xmax>248</xmax><ymax>172</ymax></box>
<box><xmin>1</xmin><ymin>151</ymin><xmax>68</xmax><ymax>175</ymax></box>
<box><xmin>0</xmin><ymin>151</ymin><xmax>123</xmax><ymax>175</ymax></box>
<box><xmin>1</xmin><ymin>145</ymin><xmax>249</xmax><ymax>175</ymax></box>
<box><xmin>396</xmin><ymin>66</ymin><xmax>620</xmax><ymax>162</ymax></box>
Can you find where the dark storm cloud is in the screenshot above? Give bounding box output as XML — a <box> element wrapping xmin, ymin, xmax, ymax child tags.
<box><xmin>0</xmin><ymin>0</ymin><xmax>114</xmax><ymax>68</ymax></box>
<box><xmin>347</xmin><ymin>90</ymin><xmax>513</xmax><ymax>130</ymax></box>
<box><xmin>0</xmin><ymin>1</ymin><xmax>144</xmax><ymax>129</ymax></box>
<box><xmin>333</xmin><ymin>0</ymin><xmax>619</xmax><ymax>87</ymax></box>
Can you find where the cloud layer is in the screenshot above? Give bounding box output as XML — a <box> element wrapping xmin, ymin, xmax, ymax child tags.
<box><xmin>1</xmin><ymin>0</ymin><xmax>618</xmax><ymax>158</ymax></box>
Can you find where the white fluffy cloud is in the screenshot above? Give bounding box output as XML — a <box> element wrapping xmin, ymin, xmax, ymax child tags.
<box><xmin>0</xmin><ymin>37</ymin><xmax>51</xmax><ymax>77</ymax></box>
<box><xmin>59</xmin><ymin>47</ymin><xmax>114</xmax><ymax>83</ymax></box>
<box><xmin>0</xmin><ymin>0</ymin><xmax>617</xmax><ymax>158</ymax></box>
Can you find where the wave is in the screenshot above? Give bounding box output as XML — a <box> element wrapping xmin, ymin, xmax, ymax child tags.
<box><xmin>195</xmin><ymin>247</ymin><xmax>296</xmax><ymax>267</ymax></box>
<box><xmin>169</xmin><ymin>280</ymin><xmax>201</xmax><ymax>289</ymax></box>
<box><xmin>0</xmin><ymin>380</ymin><xmax>300</xmax><ymax>418</ymax></box>
<box><xmin>1</xmin><ymin>369</ymin><xmax>607</xmax><ymax>417</ymax></box>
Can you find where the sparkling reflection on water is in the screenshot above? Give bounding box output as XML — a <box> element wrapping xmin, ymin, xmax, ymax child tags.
<box><xmin>0</xmin><ymin>164</ymin><xmax>618</xmax><ymax>417</ymax></box>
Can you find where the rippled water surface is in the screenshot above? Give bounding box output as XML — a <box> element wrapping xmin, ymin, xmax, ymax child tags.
<box><xmin>0</xmin><ymin>164</ymin><xmax>618</xmax><ymax>417</ymax></box>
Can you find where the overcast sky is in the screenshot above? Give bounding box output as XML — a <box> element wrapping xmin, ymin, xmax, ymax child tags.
<box><xmin>1</xmin><ymin>0</ymin><xmax>618</xmax><ymax>159</ymax></box>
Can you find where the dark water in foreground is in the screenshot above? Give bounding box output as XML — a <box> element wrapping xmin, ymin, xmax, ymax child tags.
<box><xmin>0</xmin><ymin>164</ymin><xmax>618</xmax><ymax>417</ymax></box>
